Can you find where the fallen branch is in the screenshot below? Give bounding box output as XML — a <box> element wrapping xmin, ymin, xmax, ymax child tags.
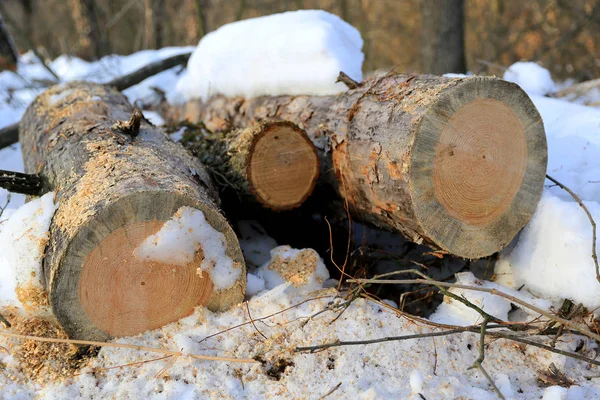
<box><xmin>351</xmin><ymin>276</ymin><xmax>600</xmax><ymax>343</ymax></box>
<box><xmin>469</xmin><ymin>318</ymin><xmax>505</xmax><ymax>400</ymax></box>
<box><xmin>546</xmin><ymin>174</ymin><xmax>599</xmax><ymax>283</ymax></box>
<box><xmin>0</xmin><ymin>330</ymin><xmax>258</xmax><ymax>364</ymax></box>
<box><xmin>0</xmin><ymin>51</ymin><xmax>192</xmax><ymax>151</ymax></box>
<box><xmin>0</xmin><ymin>169</ymin><xmax>45</xmax><ymax>196</ymax></box>
<box><xmin>0</xmin><ymin>123</ymin><xmax>18</xmax><ymax>149</ymax></box>
<box><xmin>109</xmin><ymin>52</ymin><xmax>190</xmax><ymax>91</ymax></box>
<box><xmin>552</xmin><ymin>78</ymin><xmax>600</xmax><ymax>99</ymax></box>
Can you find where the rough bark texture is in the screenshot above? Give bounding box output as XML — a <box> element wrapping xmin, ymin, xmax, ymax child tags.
<box><xmin>171</xmin><ymin>73</ymin><xmax>547</xmax><ymax>259</ymax></box>
<box><xmin>182</xmin><ymin>121</ymin><xmax>319</xmax><ymax>210</ymax></box>
<box><xmin>20</xmin><ymin>82</ymin><xmax>245</xmax><ymax>341</ymax></box>
<box><xmin>420</xmin><ymin>0</ymin><xmax>466</xmax><ymax>74</ymax></box>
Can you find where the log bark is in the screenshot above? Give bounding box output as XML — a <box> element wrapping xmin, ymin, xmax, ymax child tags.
<box><xmin>181</xmin><ymin>121</ymin><xmax>319</xmax><ymax>210</ymax></box>
<box><xmin>20</xmin><ymin>82</ymin><xmax>246</xmax><ymax>341</ymax></box>
<box><xmin>172</xmin><ymin>73</ymin><xmax>548</xmax><ymax>259</ymax></box>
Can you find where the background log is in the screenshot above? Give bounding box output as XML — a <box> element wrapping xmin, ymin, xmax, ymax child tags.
<box><xmin>181</xmin><ymin>121</ymin><xmax>319</xmax><ymax>210</ymax></box>
<box><xmin>20</xmin><ymin>82</ymin><xmax>245</xmax><ymax>341</ymax></box>
<box><xmin>172</xmin><ymin>73</ymin><xmax>547</xmax><ymax>259</ymax></box>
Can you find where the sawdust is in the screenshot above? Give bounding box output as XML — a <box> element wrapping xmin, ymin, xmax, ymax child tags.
<box><xmin>267</xmin><ymin>249</ymin><xmax>320</xmax><ymax>287</ymax></box>
<box><xmin>3</xmin><ymin>312</ymin><xmax>92</xmax><ymax>386</ymax></box>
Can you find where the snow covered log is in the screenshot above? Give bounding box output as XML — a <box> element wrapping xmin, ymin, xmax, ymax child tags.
<box><xmin>182</xmin><ymin>121</ymin><xmax>319</xmax><ymax>210</ymax></box>
<box><xmin>175</xmin><ymin>73</ymin><xmax>548</xmax><ymax>259</ymax></box>
<box><xmin>19</xmin><ymin>82</ymin><xmax>246</xmax><ymax>341</ymax></box>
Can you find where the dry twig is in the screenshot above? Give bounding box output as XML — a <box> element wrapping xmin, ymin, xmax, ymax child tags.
<box><xmin>546</xmin><ymin>174</ymin><xmax>599</xmax><ymax>283</ymax></box>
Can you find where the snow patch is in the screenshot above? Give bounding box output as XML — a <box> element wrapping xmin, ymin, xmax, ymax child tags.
<box><xmin>496</xmin><ymin>190</ymin><xmax>600</xmax><ymax>309</ymax></box>
<box><xmin>246</xmin><ymin>273</ymin><xmax>266</xmax><ymax>297</ymax></box>
<box><xmin>503</xmin><ymin>61</ymin><xmax>555</xmax><ymax>96</ymax></box>
<box><xmin>430</xmin><ymin>272</ymin><xmax>551</xmax><ymax>326</ymax></box>
<box><xmin>0</xmin><ymin>192</ymin><xmax>57</xmax><ymax>311</ymax></box>
<box><xmin>174</xmin><ymin>10</ymin><xmax>363</xmax><ymax>101</ymax></box>
<box><xmin>238</xmin><ymin>220</ymin><xmax>277</xmax><ymax>269</ymax></box>
<box><xmin>134</xmin><ymin>207</ymin><xmax>241</xmax><ymax>290</ymax></box>
<box><xmin>409</xmin><ymin>370</ymin><xmax>423</xmax><ymax>393</ymax></box>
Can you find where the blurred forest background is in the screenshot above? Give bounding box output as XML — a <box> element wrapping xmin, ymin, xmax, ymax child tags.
<box><xmin>0</xmin><ymin>0</ymin><xmax>598</xmax><ymax>81</ymax></box>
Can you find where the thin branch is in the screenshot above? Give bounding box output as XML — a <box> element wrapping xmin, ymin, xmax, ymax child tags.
<box><xmin>468</xmin><ymin>318</ymin><xmax>505</xmax><ymax>400</ymax></box>
<box><xmin>245</xmin><ymin>301</ymin><xmax>267</xmax><ymax>340</ymax></box>
<box><xmin>351</xmin><ymin>276</ymin><xmax>600</xmax><ymax>343</ymax></box>
<box><xmin>0</xmin><ymin>169</ymin><xmax>45</xmax><ymax>196</ymax></box>
<box><xmin>552</xmin><ymin>78</ymin><xmax>600</xmax><ymax>99</ymax></box>
<box><xmin>336</xmin><ymin>71</ymin><xmax>360</xmax><ymax>89</ymax></box>
<box><xmin>0</xmin><ymin>330</ymin><xmax>258</xmax><ymax>364</ymax></box>
<box><xmin>319</xmin><ymin>382</ymin><xmax>342</xmax><ymax>399</ymax></box>
<box><xmin>109</xmin><ymin>52</ymin><xmax>191</xmax><ymax>91</ymax></box>
<box><xmin>0</xmin><ymin>122</ymin><xmax>18</xmax><ymax>149</ymax></box>
<box><xmin>546</xmin><ymin>174</ymin><xmax>599</xmax><ymax>283</ymax></box>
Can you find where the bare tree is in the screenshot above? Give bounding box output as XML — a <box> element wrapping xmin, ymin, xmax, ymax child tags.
<box><xmin>420</xmin><ymin>0</ymin><xmax>466</xmax><ymax>74</ymax></box>
<box><xmin>80</xmin><ymin>0</ymin><xmax>107</xmax><ymax>58</ymax></box>
<box><xmin>0</xmin><ymin>12</ymin><xmax>18</xmax><ymax>70</ymax></box>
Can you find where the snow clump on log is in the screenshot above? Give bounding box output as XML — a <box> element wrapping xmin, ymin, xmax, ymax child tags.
<box><xmin>134</xmin><ymin>206</ymin><xmax>242</xmax><ymax>290</ymax></box>
<box><xmin>503</xmin><ymin>61</ymin><xmax>556</xmax><ymax>96</ymax></box>
<box><xmin>173</xmin><ymin>10</ymin><xmax>364</xmax><ymax>101</ymax></box>
<box><xmin>0</xmin><ymin>192</ymin><xmax>56</xmax><ymax>312</ymax></box>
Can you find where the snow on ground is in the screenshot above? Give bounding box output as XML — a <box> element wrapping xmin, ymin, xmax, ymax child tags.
<box><xmin>173</xmin><ymin>10</ymin><xmax>363</xmax><ymax>102</ymax></box>
<box><xmin>0</xmin><ymin>192</ymin><xmax>56</xmax><ymax>312</ymax></box>
<box><xmin>495</xmin><ymin>62</ymin><xmax>600</xmax><ymax>313</ymax></box>
<box><xmin>2</xmin><ymin>19</ymin><xmax>600</xmax><ymax>399</ymax></box>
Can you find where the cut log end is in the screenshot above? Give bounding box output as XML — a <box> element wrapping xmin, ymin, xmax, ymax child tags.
<box><xmin>79</xmin><ymin>220</ymin><xmax>213</xmax><ymax>337</ymax></box>
<box><xmin>410</xmin><ymin>77</ymin><xmax>547</xmax><ymax>258</ymax></box>
<box><xmin>50</xmin><ymin>192</ymin><xmax>244</xmax><ymax>341</ymax></box>
<box><xmin>248</xmin><ymin>122</ymin><xmax>319</xmax><ymax>210</ymax></box>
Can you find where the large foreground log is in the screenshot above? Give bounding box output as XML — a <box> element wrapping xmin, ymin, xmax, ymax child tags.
<box><xmin>20</xmin><ymin>82</ymin><xmax>245</xmax><ymax>341</ymax></box>
<box><xmin>175</xmin><ymin>73</ymin><xmax>547</xmax><ymax>259</ymax></box>
<box><xmin>181</xmin><ymin>121</ymin><xmax>319</xmax><ymax>210</ymax></box>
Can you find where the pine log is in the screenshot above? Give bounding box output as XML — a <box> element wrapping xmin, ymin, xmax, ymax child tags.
<box><xmin>173</xmin><ymin>73</ymin><xmax>548</xmax><ymax>259</ymax></box>
<box><xmin>19</xmin><ymin>82</ymin><xmax>246</xmax><ymax>341</ymax></box>
<box><xmin>181</xmin><ymin>121</ymin><xmax>319</xmax><ymax>210</ymax></box>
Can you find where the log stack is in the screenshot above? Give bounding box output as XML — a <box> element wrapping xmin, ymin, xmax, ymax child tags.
<box><xmin>173</xmin><ymin>73</ymin><xmax>548</xmax><ymax>259</ymax></box>
<box><xmin>19</xmin><ymin>82</ymin><xmax>246</xmax><ymax>341</ymax></box>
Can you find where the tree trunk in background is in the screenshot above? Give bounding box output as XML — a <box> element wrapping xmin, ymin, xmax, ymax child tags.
<box><xmin>144</xmin><ymin>0</ymin><xmax>165</xmax><ymax>49</ymax></box>
<box><xmin>80</xmin><ymin>0</ymin><xmax>106</xmax><ymax>59</ymax></box>
<box><xmin>194</xmin><ymin>0</ymin><xmax>206</xmax><ymax>39</ymax></box>
<box><xmin>144</xmin><ymin>0</ymin><xmax>153</xmax><ymax>49</ymax></box>
<box><xmin>70</xmin><ymin>0</ymin><xmax>92</xmax><ymax>58</ymax></box>
<box><xmin>171</xmin><ymin>74</ymin><xmax>548</xmax><ymax>259</ymax></box>
<box><xmin>420</xmin><ymin>0</ymin><xmax>466</xmax><ymax>74</ymax></box>
<box><xmin>20</xmin><ymin>82</ymin><xmax>245</xmax><ymax>341</ymax></box>
<box><xmin>0</xmin><ymin>12</ymin><xmax>19</xmax><ymax>70</ymax></box>
<box><xmin>154</xmin><ymin>0</ymin><xmax>165</xmax><ymax>48</ymax></box>
<box><xmin>19</xmin><ymin>0</ymin><xmax>34</xmax><ymax>51</ymax></box>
